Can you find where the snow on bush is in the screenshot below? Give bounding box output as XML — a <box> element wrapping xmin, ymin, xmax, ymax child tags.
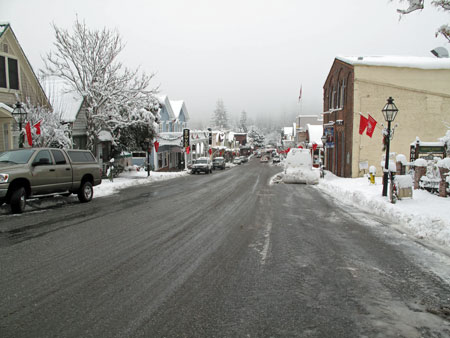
<box><xmin>437</xmin><ymin>158</ymin><xmax>450</xmax><ymax>170</ymax></box>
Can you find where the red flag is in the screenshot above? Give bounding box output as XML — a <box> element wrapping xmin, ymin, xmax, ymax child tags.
<box><xmin>33</xmin><ymin>120</ymin><xmax>42</xmax><ymax>135</ymax></box>
<box><xmin>298</xmin><ymin>85</ymin><xmax>302</xmax><ymax>102</ymax></box>
<box><xmin>154</xmin><ymin>141</ymin><xmax>159</xmax><ymax>152</ymax></box>
<box><xmin>312</xmin><ymin>143</ymin><xmax>318</xmax><ymax>151</ymax></box>
<box><xmin>186</xmin><ymin>146</ymin><xmax>190</xmax><ymax>154</ymax></box>
<box><xmin>208</xmin><ymin>148</ymin><xmax>212</xmax><ymax>155</ymax></box>
<box><xmin>25</xmin><ymin>122</ymin><xmax>33</xmax><ymax>146</ymax></box>
<box><xmin>366</xmin><ymin>115</ymin><xmax>377</xmax><ymax>138</ymax></box>
<box><xmin>359</xmin><ymin>114</ymin><xmax>368</xmax><ymax>135</ymax></box>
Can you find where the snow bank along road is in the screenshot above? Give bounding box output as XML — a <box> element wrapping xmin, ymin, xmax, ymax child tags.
<box><xmin>0</xmin><ymin>158</ymin><xmax>449</xmax><ymax>337</ymax></box>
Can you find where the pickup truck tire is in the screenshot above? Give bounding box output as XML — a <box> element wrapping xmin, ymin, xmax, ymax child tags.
<box><xmin>78</xmin><ymin>181</ymin><xmax>93</xmax><ymax>203</ymax></box>
<box><xmin>10</xmin><ymin>187</ymin><xmax>26</xmax><ymax>214</ymax></box>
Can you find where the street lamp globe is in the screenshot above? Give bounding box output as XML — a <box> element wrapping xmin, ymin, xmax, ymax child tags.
<box><xmin>12</xmin><ymin>101</ymin><xmax>28</xmax><ymax>148</ymax></box>
<box><xmin>12</xmin><ymin>101</ymin><xmax>27</xmax><ymax>124</ymax></box>
<box><xmin>381</xmin><ymin>97</ymin><xmax>398</xmax><ymax>122</ymax></box>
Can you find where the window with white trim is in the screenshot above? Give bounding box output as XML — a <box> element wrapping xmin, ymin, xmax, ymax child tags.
<box><xmin>0</xmin><ymin>55</ymin><xmax>19</xmax><ymax>90</ymax></box>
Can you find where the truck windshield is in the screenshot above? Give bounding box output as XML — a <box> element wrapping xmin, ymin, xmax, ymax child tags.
<box><xmin>0</xmin><ymin>149</ymin><xmax>35</xmax><ymax>164</ymax></box>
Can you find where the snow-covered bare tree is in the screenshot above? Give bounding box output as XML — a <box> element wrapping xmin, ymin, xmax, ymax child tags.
<box><xmin>211</xmin><ymin>99</ymin><xmax>229</xmax><ymax>130</ymax></box>
<box><xmin>239</xmin><ymin>110</ymin><xmax>248</xmax><ymax>133</ymax></box>
<box><xmin>41</xmin><ymin>17</ymin><xmax>159</xmax><ymax>154</ymax></box>
<box><xmin>25</xmin><ymin>101</ymin><xmax>72</xmax><ymax>148</ymax></box>
<box><xmin>395</xmin><ymin>0</ymin><xmax>450</xmax><ymax>42</ymax></box>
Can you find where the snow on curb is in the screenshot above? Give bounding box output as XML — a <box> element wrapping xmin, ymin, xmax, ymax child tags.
<box><xmin>316</xmin><ymin>173</ymin><xmax>450</xmax><ymax>247</ymax></box>
<box><xmin>95</xmin><ymin>171</ymin><xmax>188</xmax><ymax>198</ymax></box>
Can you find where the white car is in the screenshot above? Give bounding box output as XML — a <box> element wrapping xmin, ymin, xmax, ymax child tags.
<box><xmin>282</xmin><ymin>149</ymin><xmax>320</xmax><ymax>184</ymax></box>
<box><xmin>191</xmin><ymin>157</ymin><xmax>212</xmax><ymax>174</ymax></box>
<box><xmin>233</xmin><ymin>157</ymin><xmax>242</xmax><ymax>165</ymax></box>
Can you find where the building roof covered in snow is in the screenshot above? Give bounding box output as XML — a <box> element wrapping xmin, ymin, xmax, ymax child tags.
<box><xmin>306</xmin><ymin>124</ymin><xmax>323</xmax><ymax>146</ymax></box>
<box><xmin>337</xmin><ymin>55</ymin><xmax>450</xmax><ymax>70</ymax></box>
<box><xmin>170</xmin><ymin>100</ymin><xmax>190</xmax><ymax>121</ymax></box>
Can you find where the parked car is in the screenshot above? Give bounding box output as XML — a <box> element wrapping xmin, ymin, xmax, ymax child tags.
<box><xmin>272</xmin><ymin>156</ymin><xmax>281</xmax><ymax>163</ymax></box>
<box><xmin>0</xmin><ymin>148</ymin><xmax>102</xmax><ymax>213</ymax></box>
<box><xmin>282</xmin><ymin>148</ymin><xmax>320</xmax><ymax>185</ymax></box>
<box><xmin>260</xmin><ymin>156</ymin><xmax>269</xmax><ymax>163</ymax></box>
<box><xmin>233</xmin><ymin>157</ymin><xmax>242</xmax><ymax>165</ymax></box>
<box><xmin>213</xmin><ymin>157</ymin><xmax>226</xmax><ymax>170</ymax></box>
<box><xmin>191</xmin><ymin>157</ymin><xmax>212</xmax><ymax>174</ymax></box>
<box><xmin>240</xmin><ymin>156</ymin><xmax>248</xmax><ymax>163</ymax></box>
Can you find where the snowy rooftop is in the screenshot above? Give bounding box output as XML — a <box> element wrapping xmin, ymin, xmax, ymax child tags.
<box><xmin>337</xmin><ymin>55</ymin><xmax>450</xmax><ymax>70</ymax></box>
<box><xmin>0</xmin><ymin>102</ymin><xmax>13</xmax><ymax>113</ymax></box>
<box><xmin>41</xmin><ymin>78</ymin><xmax>83</xmax><ymax>122</ymax></box>
<box><xmin>306</xmin><ymin>124</ymin><xmax>323</xmax><ymax>146</ymax></box>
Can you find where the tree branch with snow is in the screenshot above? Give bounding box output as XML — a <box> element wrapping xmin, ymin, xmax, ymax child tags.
<box><xmin>41</xmin><ymin>17</ymin><xmax>159</xmax><ymax>154</ymax></box>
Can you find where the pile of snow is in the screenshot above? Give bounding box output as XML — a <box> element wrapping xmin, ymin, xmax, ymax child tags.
<box><xmin>283</xmin><ymin>148</ymin><xmax>319</xmax><ymax>185</ymax></box>
<box><xmin>95</xmin><ymin>170</ymin><xmax>188</xmax><ymax>198</ymax></box>
<box><xmin>394</xmin><ymin>175</ymin><xmax>413</xmax><ymax>188</ymax></box>
<box><xmin>396</xmin><ymin>154</ymin><xmax>407</xmax><ymax>165</ymax></box>
<box><xmin>317</xmin><ymin>173</ymin><xmax>450</xmax><ymax>247</ymax></box>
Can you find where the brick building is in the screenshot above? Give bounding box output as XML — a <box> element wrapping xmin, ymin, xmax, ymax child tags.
<box><xmin>323</xmin><ymin>56</ymin><xmax>450</xmax><ymax>178</ymax></box>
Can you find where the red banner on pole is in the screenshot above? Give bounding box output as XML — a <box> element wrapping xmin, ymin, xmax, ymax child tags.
<box><xmin>33</xmin><ymin>120</ymin><xmax>42</xmax><ymax>135</ymax></box>
<box><xmin>154</xmin><ymin>141</ymin><xmax>159</xmax><ymax>152</ymax></box>
<box><xmin>359</xmin><ymin>114</ymin><xmax>368</xmax><ymax>135</ymax></box>
<box><xmin>186</xmin><ymin>146</ymin><xmax>190</xmax><ymax>154</ymax></box>
<box><xmin>366</xmin><ymin>115</ymin><xmax>377</xmax><ymax>138</ymax></box>
<box><xmin>25</xmin><ymin>122</ymin><xmax>32</xmax><ymax>146</ymax></box>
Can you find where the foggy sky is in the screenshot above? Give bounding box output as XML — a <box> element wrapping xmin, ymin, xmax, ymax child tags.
<box><xmin>2</xmin><ymin>0</ymin><xmax>448</xmax><ymax>127</ymax></box>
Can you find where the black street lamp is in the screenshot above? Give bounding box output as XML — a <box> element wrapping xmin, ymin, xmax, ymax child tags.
<box><xmin>12</xmin><ymin>101</ymin><xmax>28</xmax><ymax>148</ymax></box>
<box><xmin>381</xmin><ymin>97</ymin><xmax>399</xmax><ymax>197</ymax></box>
<box><xmin>321</xmin><ymin>134</ymin><xmax>327</xmax><ymax>167</ymax></box>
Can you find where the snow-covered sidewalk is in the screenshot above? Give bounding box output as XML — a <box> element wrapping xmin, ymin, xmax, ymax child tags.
<box><xmin>317</xmin><ymin>172</ymin><xmax>450</xmax><ymax>248</ymax></box>
<box><xmin>95</xmin><ymin>170</ymin><xmax>189</xmax><ymax>198</ymax></box>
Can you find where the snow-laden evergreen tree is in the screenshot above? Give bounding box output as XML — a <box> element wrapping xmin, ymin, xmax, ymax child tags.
<box><xmin>41</xmin><ymin>17</ymin><xmax>159</xmax><ymax>154</ymax></box>
<box><xmin>395</xmin><ymin>0</ymin><xmax>450</xmax><ymax>42</ymax></box>
<box><xmin>239</xmin><ymin>110</ymin><xmax>248</xmax><ymax>133</ymax></box>
<box><xmin>211</xmin><ymin>99</ymin><xmax>229</xmax><ymax>130</ymax></box>
<box><xmin>25</xmin><ymin>102</ymin><xmax>72</xmax><ymax>148</ymax></box>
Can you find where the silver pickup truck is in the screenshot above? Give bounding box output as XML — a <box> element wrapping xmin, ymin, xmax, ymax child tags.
<box><xmin>0</xmin><ymin>148</ymin><xmax>102</xmax><ymax>214</ymax></box>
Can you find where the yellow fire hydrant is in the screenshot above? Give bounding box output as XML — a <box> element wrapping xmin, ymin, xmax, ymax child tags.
<box><xmin>369</xmin><ymin>165</ymin><xmax>376</xmax><ymax>184</ymax></box>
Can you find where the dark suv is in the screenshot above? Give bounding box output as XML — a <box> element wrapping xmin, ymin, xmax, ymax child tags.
<box><xmin>213</xmin><ymin>157</ymin><xmax>226</xmax><ymax>170</ymax></box>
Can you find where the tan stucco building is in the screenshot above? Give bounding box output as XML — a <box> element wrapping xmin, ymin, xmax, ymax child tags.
<box><xmin>323</xmin><ymin>55</ymin><xmax>450</xmax><ymax>178</ymax></box>
<box><xmin>0</xmin><ymin>23</ymin><xmax>50</xmax><ymax>151</ymax></box>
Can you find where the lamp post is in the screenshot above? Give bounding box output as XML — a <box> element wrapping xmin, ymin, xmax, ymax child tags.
<box><xmin>321</xmin><ymin>134</ymin><xmax>327</xmax><ymax>168</ymax></box>
<box><xmin>381</xmin><ymin>97</ymin><xmax>399</xmax><ymax>197</ymax></box>
<box><xmin>12</xmin><ymin>101</ymin><xmax>28</xmax><ymax>148</ymax></box>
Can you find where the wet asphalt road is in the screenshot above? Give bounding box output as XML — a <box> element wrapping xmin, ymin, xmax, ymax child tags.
<box><xmin>0</xmin><ymin>158</ymin><xmax>450</xmax><ymax>338</ymax></box>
